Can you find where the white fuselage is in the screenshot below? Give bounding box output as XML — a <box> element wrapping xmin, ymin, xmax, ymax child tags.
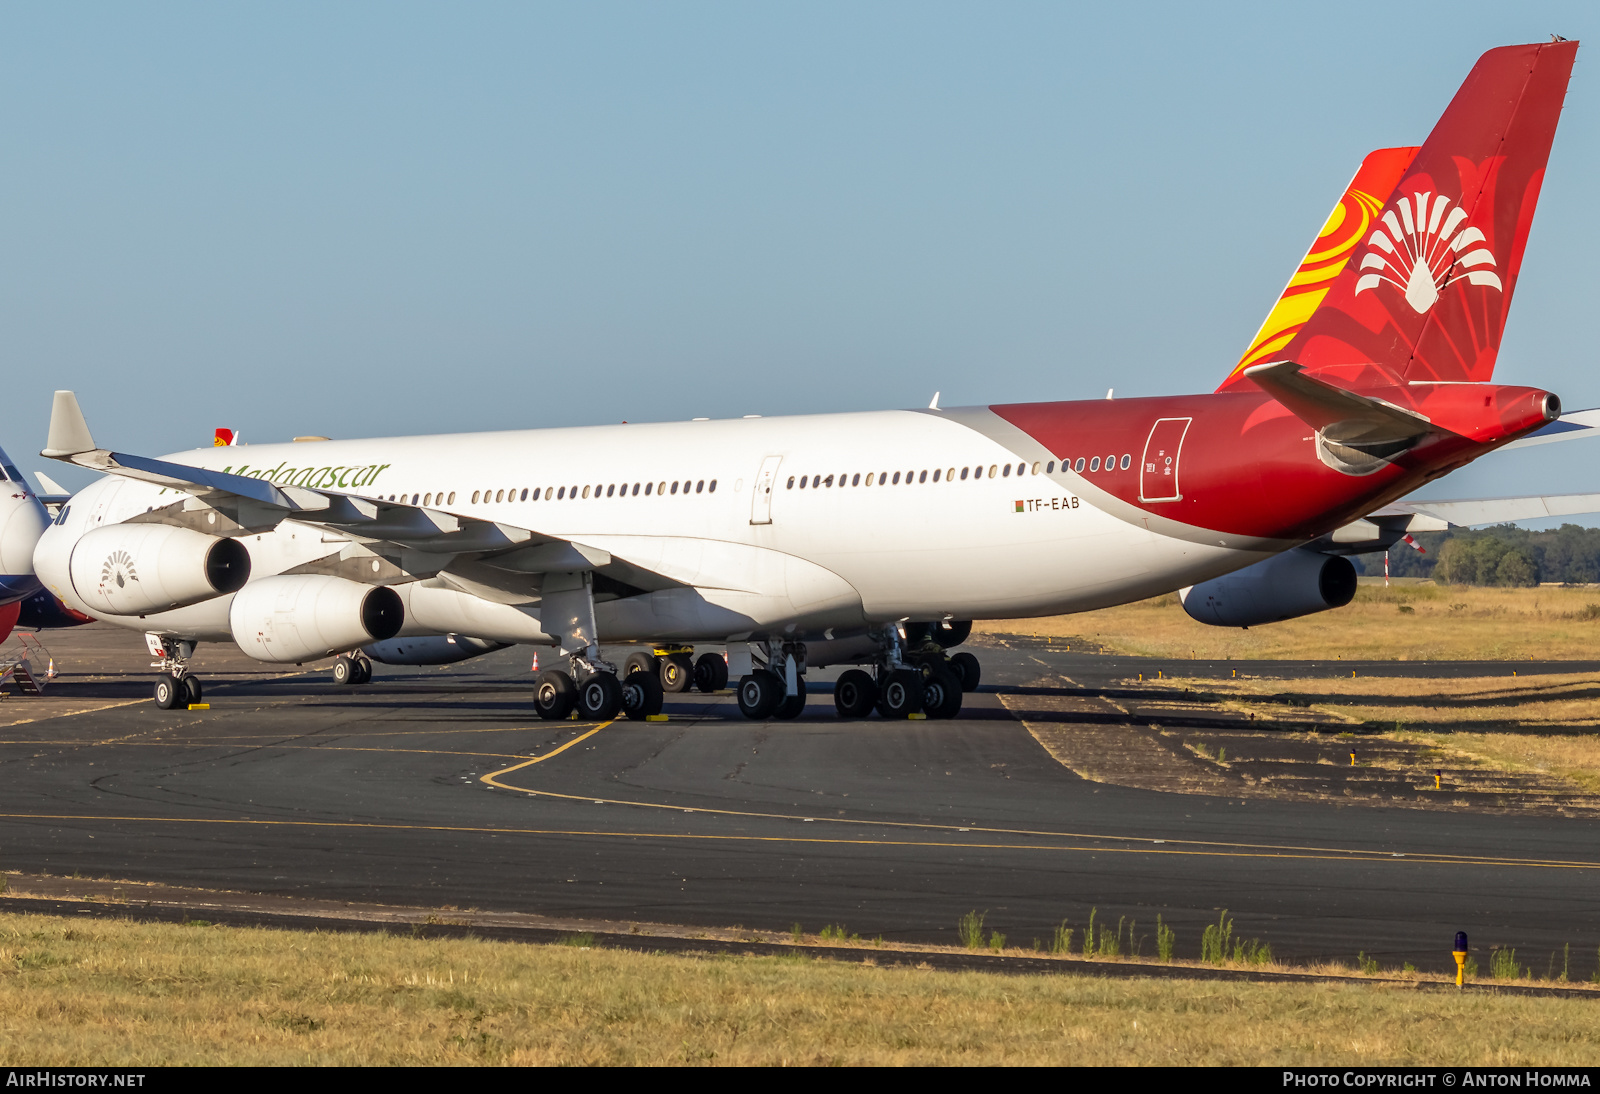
<box><xmin>35</xmin><ymin>408</ymin><xmax>1258</xmax><ymax>649</ymax></box>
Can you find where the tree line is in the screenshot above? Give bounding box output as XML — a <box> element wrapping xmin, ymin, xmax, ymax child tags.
<box><xmin>1378</xmin><ymin>524</ymin><xmax>1600</xmax><ymax>586</ymax></box>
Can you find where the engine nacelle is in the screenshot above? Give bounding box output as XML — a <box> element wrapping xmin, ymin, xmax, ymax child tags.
<box><xmin>65</xmin><ymin>524</ymin><xmax>250</xmax><ymax>617</ymax></box>
<box><xmin>1179</xmin><ymin>549</ymin><xmax>1357</xmax><ymax>628</ymax></box>
<box><xmin>363</xmin><ymin>634</ymin><xmax>509</xmax><ymax>665</ymax></box>
<box><xmin>229</xmin><ymin>574</ymin><xmax>404</xmax><ymax>663</ymax></box>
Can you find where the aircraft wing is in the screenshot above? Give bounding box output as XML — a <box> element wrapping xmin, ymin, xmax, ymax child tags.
<box><xmin>1371</xmin><ymin>493</ymin><xmax>1600</xmax><ymax>528</ymax></box>
<box><xmin>41</xmin><ymin>390</ymin><xmax>681</xmax><ymax>595</ymax></box>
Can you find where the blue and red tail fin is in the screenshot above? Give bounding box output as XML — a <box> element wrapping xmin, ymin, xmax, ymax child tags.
<box><xmin>1280</xmin><ymin>41</ymin><xmax>1577</xmax><ymax>385</ymax></box>
<box><xmin>1218</xmin><ymin>147</ymin><xmax>1418</xmax><ymax>392</ymax></box>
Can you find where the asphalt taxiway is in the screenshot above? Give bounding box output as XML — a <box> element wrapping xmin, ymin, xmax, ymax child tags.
<box><xmin>2</xmin><ymin>624</ymin><xmax>1598</xmax><ymax>974</ymax></box>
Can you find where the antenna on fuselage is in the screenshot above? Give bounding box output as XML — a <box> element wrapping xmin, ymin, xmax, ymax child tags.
<box><xmin>928</xmin><ymin>392</ymin><xmax>941</xmax><ymax>410</ymax></box>
<box><xmin>1106</xmin><ymin>388</ymin><xmax>1115</xmax><ymax>400</ymax></box>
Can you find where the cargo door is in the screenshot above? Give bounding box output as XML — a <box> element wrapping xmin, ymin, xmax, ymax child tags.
<box><xmin>1139</xmin><ymin>418</ymin><xmax>1191</xmax><ymax>503</ymax></box>
<box><xmin>749</xmin><ymin>455</ymin><xmax>783</xmax><ymax>525</ymax></box>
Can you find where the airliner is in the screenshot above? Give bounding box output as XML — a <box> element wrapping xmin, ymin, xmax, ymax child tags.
<box><xmin>1</xmin><ymin>41</ymin><xmax>1591</xmax><ymax>723</ymax></box>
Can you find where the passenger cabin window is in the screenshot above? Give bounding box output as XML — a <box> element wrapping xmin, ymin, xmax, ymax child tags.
<box><xmin>1074</xmin><ymin>458</ymin><xmax>1086</xmax><ymax>472</ymax></box>
<box><xmin>1120</xmin><ymin>454</ymin><xmax>1131</xmax><ymax>470</ymax></box>
<box><xmin>1090</xmin><ymin>457</ymin><xmax>1101</xmax><ymax>471</ymax></box>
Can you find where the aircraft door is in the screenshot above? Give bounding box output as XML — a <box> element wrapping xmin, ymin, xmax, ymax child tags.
<box><xmin>1139</xmin><ymin>418</ymin><xmax>1191</xmax><ymax>503</ymax></box>
<box><xmin>749</xmin><ymin>455</ymin><xmax>783</xmax><ymax>525</ymax></box>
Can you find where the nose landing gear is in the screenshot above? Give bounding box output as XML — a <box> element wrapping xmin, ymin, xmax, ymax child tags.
<box><xmin>147</xmin><ymin>634</ymin><xmax>202</xmax><ymax>710</ymax></box>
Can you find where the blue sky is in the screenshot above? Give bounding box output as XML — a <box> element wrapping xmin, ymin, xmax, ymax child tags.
<box><xmin>5</xmin><ymin>2</ymin><xmax>1598</xmax><ymax>509</ymax></box>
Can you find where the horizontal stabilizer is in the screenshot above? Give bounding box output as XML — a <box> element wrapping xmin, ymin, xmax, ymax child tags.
<box><xmin>1244</xmin><ymin>361</ymin><xmax>1447</xmax><ymax>443</ymax></box>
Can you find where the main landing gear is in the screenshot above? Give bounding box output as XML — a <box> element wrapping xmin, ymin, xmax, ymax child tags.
<box><xmin>147</xmin><ymin>634</ymin><xmax>203</xmax><ymax>711</ymax></box>
<box><xmin>623</xmin><ymin>647</ymin><xmax>728</xmax><ymax>696</ymax></box>
<box><xmin>731</xmin><ymin>622</ymin><xmax>982</xmax><ymax>723</ymax></box>
<box><xmin>534</xmin><ymin>651</ymin><xmax>666</xmax><ymax>723</ymax></box>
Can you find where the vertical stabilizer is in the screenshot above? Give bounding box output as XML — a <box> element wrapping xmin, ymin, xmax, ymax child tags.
<box><xmin>1281</xmin><ymin>41</ymin><xmax>1577</xmax><ymax>383</ymax></box>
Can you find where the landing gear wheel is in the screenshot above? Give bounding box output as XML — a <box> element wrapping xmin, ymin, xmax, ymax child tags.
<box><xmin>921</xmin><ymin>668</ymin><xmax>963</xmax><ymax>720</ymax></box>
<box><xmin>949</xmin><ymin>652</ymin><xmax>981</xmax><ymax>693</ymax></box>
<box><xmin>621</xmin><ymin>670</ymin><xmax>664</xmax><ymax>720</ymax></box>
<box><xmin>181</xmin><ymin>675</ymin><xmax>204</xmax><ymax>706</ymax></box>
<box><xmin>693</xmin><ymin>652</ymin><xmax>728</xmax><ymax>693</ymax></box>
<box><xmin>833</xmin><ymin>669</ymin><xmax>877</xmax><ymax>718</ymax></box>
<box><xmin>736</xmin><ymin>669</ymin><xmax>783</xmax><ymax>720</ymax></box>
<box><xmin>153</xmin><ymin>674</ymin><xmax>182</xmax><ymax>710</ymax></box>
<box><xmin>876</xmin><ymin>669</ymin><xmax>924</xmax><ymax>719</ymax></box>
<box><xmin>353</xmin><ymin>657</ymin><xmax>373</xmax><ymax>684</ymax></box>
<box><xmin>534</xmin><ymin>669</ymin><xmax>577</xmax><ymax>721</ymax></box>
<box><xmin>332</xmin><ymin>656</ymin><xmax>357</xmax><ymax>686</ymax></box>
<box><xmin>624</xmin><ymin>652</ymin><xmax>659</xmax><ymax>680</ymax></box>
<box><xmin>660</xmin><ymin>654</ymin><xmax>693</xmax><ymax>693</ymax></box>
<box><xmin>578</xmin><ymin>672</ymin><xmax>624</xmax><ymax>721</ymax></box>
<box><xmin>773</xmin><ymin>677</ymin><xmax>807</xmax><ymax>720</ymax></box>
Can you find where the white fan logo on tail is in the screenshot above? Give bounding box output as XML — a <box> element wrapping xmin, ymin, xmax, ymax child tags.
<box><xmin>1354</xmin><ymin>192</ymin><xmax>1502</xmax><ymax>313</ymax></box>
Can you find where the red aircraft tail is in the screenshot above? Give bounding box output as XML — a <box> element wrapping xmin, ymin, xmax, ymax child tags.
<box><xmin>1278</xmin><ymin>41</ymin><xmax>1576</xmax><ymax>385</ymax></box>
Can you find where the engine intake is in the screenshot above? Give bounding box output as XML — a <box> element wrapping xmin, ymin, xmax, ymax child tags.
<box><xmin>1180</xmin><ymin>549</ymin><xmax>1357</xmax><ymax>628</ymax></box>
<box><xmin>230</xmin><ymin>574</ymin><xmax>404</xmax><ymax>663</ymax></box>
<box><xmin>67</xmin><ymin>524</ymin><xmax>250</xmax><ymax>617</ymax></box>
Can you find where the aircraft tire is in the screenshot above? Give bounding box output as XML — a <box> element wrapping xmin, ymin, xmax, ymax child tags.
<box><xmin>353</xmin><ymin>657</ymin><xmax>372</xmax><ymax>684</ymax></box>
<box><xmin>922</xmin><ymin>668</ymin><xmax>963</xmax><ymax>720</ymax></box>
<box><xmin>625</xmin><ymin>652</ymin><xmax>659</xmax><ymax>680</ymax></box>
<box><xmin>736</xmin><ymin>670</ymin><xmax>782</xmax><ymax>720</ymax></box>
<box><xmin>181</xmin><ymin>675</ymin><xmax>203</xmax><ymax>706</ymax></box>
<box><xmin>660</xmin><ymin>654</ymin><xmax>693</xmax><ymax>693</ymax></box>
<box><xmin>949</xmin><ymin>652</ymin><xmax>982</xmax><ymax>693</ymax></box>
<box><xmin>833</xmin><ymin>669</ymin><xmax>877</xmax><ymax>718</ymax></box>
<box><xmin>534</xmin><ymin>669</ymin><xmax>577</xmax><ymax>721</ymax></box>
<box><xmin>578</xmin><ymin>672</ymin><xmax>624</xmax><ymax>721</ymax></box>
<box><xmin>876</xmin><ymin>669</ymin><xmax>923</xmax><ymax>719</ymax></box>
<box><xmin>693</xmin><ymin>652</ymin><xmax>729</xmax><ymax>693</ymax></box>
<box><xmin>153</xmin><ymin>674</ymin><xmax>182</xmax><ymax>710</ymax></box>
<box><xmin>773</xmin><ymin>677</ymin><xmax>807</xmax><ymax>720</ymax></box>
<box><xmin>621</xmin><ymin>670</ymin><xmax>664</xmax><ymax>720</ymax></box>
<box><xmin>332</xmin><ymin>656</ymin><xmax>357</xmax><ymax>686</ymax></box>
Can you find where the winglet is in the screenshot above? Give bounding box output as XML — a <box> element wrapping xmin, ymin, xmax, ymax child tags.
<box><xmin>43</xmin><ymin>391</ymin><xmax>95</xmax><ymax>457</ymax></box>
<box><xmin>34</xmin><ymin>471</ymin><xmax>68</xmax><ymax>496</ymax></box>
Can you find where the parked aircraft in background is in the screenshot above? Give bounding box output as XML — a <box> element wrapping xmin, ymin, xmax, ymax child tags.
<box><xmin>6</xmin><ymin>42</ymin><xmax>1595</xmax><ymax>720</ymax></box>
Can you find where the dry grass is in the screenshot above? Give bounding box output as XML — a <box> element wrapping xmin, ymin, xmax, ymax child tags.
<box><xmin>1</xmin><ymin>913</ymin><xmax>1599</xmax><ymax>1065</ymax></box>
<box><xmin>1182</xmin><ymin>673</ymin><xmax>1600</xmax><ymax>794</ymax></box>
<box><xmin>979</xmin><ymin>583</ymin><xmax>1600</xmax><ymax>661</ymax></box>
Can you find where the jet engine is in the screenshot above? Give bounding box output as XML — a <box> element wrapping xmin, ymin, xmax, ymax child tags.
<box><xmin>1179</xmin><ymin>549</ymin><xmax>1357</xmax><ymax>628</ymax></box>
<box><xmin>363</xmin><ymin>634</ymin><xmax>508</xmax><ymax>665</ymax></box>
<box><xmin>229</xmin><ymin>574</ymin><xmax>404</xmax><ymax>663</ymax></box>
<box><xmin>62</xmin><ymin>524</ymin><xmax>250</xmax><ymax>617</ymax></box>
